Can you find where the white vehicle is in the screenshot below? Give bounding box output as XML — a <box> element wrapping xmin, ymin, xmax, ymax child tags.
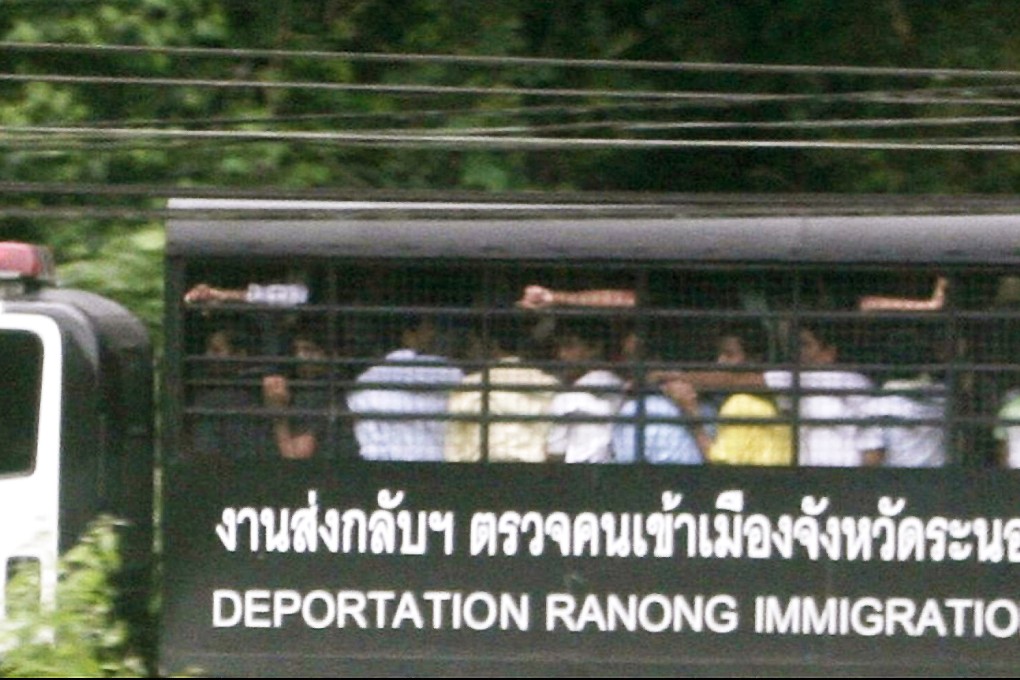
<box><xmin>0</xmin><ymin>242</ymin><xmax>152</xmax><ymax>628</ymax></box>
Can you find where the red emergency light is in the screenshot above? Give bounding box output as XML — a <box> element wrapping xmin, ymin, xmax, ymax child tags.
<box><xmin>0</xmin><ymin>242</ymin><xmax>56</xmax><ymax>284</ymax></box>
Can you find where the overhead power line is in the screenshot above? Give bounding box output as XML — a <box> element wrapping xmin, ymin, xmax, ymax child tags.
<box><xmin>0</xmin><ymin>72</ymin><xmax>787</xmax><ymax>102</ymax></box>
<box><xmin>9</xmin><ymin>190</ymin><xmax>1020</xmax><ymax>222</ymax></box>
<box><xmin>4</xmin><ymin>125</ymin><xmax>1020</xmax><ymax>152</ymax></box>
<box><xmin>4</xmin><ymin>46</ymin><xmax>1020</xmax><ymax>161</ymax></box>
<box><xmin>6</xmin><ymin>72</ymin><xmax>1020</xmax><ymax>112</ymax></box>
<box><xmin>36</xmin><ymin>100</ymin><xmax>774</xmax><ymax>131</ymax></box>
<box><xmin>379</xmin><ymin>115</ymin><xmax>1020</xmax><ymax>136</ymax></box>
<box><xmin>5</xmin><ymin>41</ymin><xmax>1020</xmax><ymax>81</ymax></box>
<box><xmin>7</xmin><ymin>115</ymin><xmax>1020</xmax><ymax>146</ymax></box>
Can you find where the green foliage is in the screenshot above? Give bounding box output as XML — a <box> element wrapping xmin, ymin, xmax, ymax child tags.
<box><xmin>0</xmin><ymin>516</ymin><xmax>148</xmax><ymax>678</ymax></box>
<box><xmin>3</xmin><ymin>0</ymin><xmax>1020</xmax><ymax>210</ymax></box>
<box><xmin>57</xmin><ymin>226</ymin><xmax>166</xmax><ymax>344</ymax></box>
<box><xmin>2</xmin><ymin>2</ymin><xmax>1020</xmax><ymax>675</ymax></box>
<box><xmin>51</xmin><ymin>226</ymin><xmax>167</xmax><ymax>480</ymax></box>
<box><xmin>461</xmin><ymin>152</ymin><xmax>515</xmax><ymax>191</ymax></box>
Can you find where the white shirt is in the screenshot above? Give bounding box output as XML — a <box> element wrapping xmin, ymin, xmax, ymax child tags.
<box><xmin>995</xmin><ymin>389</ymin><xmax>1020</xmax><ymax>468</ymax></box>
<box><xmin>764</xmin><ymin>369</ymin><xmax>873</xmax><ymax>467</ymax></box>
<box><xmin>546</xmin><ymin>369</ymin><xmax>625</xmax><ymax>464</ymax></box>
<box><xmin>245</xmin><ymin>283</ymin><xmax>309</xmax><ymax>306</ymax></box>
<box><xmin>858</xmin><ymin>376</ymin><xmax>946</xmax><ymax>468</ymax></box>
<box><xmin>347</xmin><ymin>349</ymin><xmax>464</xmax><ymax>461</ymax></box>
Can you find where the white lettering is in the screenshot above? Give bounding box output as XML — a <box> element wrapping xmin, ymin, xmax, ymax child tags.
<box><xmin>272</xmin><ymin>590</ymin><xmax>301</xmax><ymax>628</ymax></box>
<box><xmin>945</xmin><ymin>598</ymin><xmax>974</xmax><ymax>636</ymax></box>
<box><xmin>212</xmin><ymin>589</ymin><xmax>242</xmax><ymax>628</ymax></box>
<box><xmin>501</xmin><ymin>594</ymin><xmax>530</xmax><ymax>632</ymax></box>
<box><xmin>607</xmin><ymin>594</ymin><xmax>637</xmax><ymax>632</ymax></box>
<box><xmin>545</xmin><ymin>593</ymin><xmax>737</xmax><ymax>634</ymax></box>
<box><xmin>762</xmin><ymin>596</ymin><xmax>800</xmax><ymax>634</ymax></box>
<box><xmin>985</xmin><ymin>600</ymin><xmax>1019</xmax><ymax>638</ymax></box>
<box><xmin>392</xmin><ymin>592</ymin><xmax>425</xmax><ymax>629</ymax></box>
<box><xmin>706</xmin><ymin>595</ymin><xmax>739</xmax><ymax>634</ymax></box>
<box><xmin>754</xmin><ymin>596</ymin><xmax>1020</xmax><ymax>639</ymax></box>
<box><xmin>244</xmin><ymin>589</ymin><xmax>272</xmax><ymax>628</ymax></box>
<box><xmin>802</xmin><ymin>597</ymin><xmax>837</xmax><ymax>635</ymax></box>
<box><xmin>884</xmin><ymin>598</ymin><xmax>916</xmax><ymax>636</ymax></box>
<box><xmin>637</xmin><ymin>595</ymin><xmax>671</xmax><ymax>633</ymax></box>
<box><xmin>367</xmin><ymin>591</ymin><xmax>395</xmax><ymax>628</ymax></box>
<box><xmin>211</xmin><ymin>589</ymin><xmax>532</xmax><ymax>632</ymax></box>
<box><xmin>851</xmin><ymin>597</ymin><xmax>883</xmax><ymax>636</ymax></box>
<box><xmin>576</xmin><ymin>595</ymin><xmax>609</xmax><ymax>632</ymax></box>
<box><xmin>546</xmin><ymin>593</ymin><xmax>576</xmax><ymax>632</ymax></box>
<box><xmin>463</xmin><ymin>593</ymin><xmax>498</xmax><ymax>631</ymax></box>
<box><xmin>451</xmin><ymin>592</ymin><xmax>463</xmax><ymax>630</ymax></box>
<box><xmin>302</xmin><ymin>590</ymin><xmax>335</xmax><ymax>629</ymax></box>
<box><xmin>673</xmin><ymin>595</ymin><xmax>702</xmax><ymax>633</ymax></box>
<box><xmin>211</xmin><ymin>589</ymin><xmax>1020</xmax><ymax>640</ymax></box>
<box><xmin>337</xmin><ymin>591</ymin><xmax>367</xmax><ymax>628</ymax></box>
<box><xmin>839</xmin><ymin>597</ymin><xmax>850</xmax><ymax>636</ymax></box>
<box><xmin>915</xmin><ymin>599</ymin><xmax>948</xmax><ymax>637</ymax></box>
<box><xmin>422</xmin><ymin>591</ymin><xmax>451</xmax><ymax>629</ymax></box>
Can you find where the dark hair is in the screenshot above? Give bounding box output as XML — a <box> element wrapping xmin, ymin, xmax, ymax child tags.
<box><xmin>717</xmin><ymin>321</ymin><xmax>768</xmax><ymax>362</ymax></box>
<box><xmin>641</xmin><ymin>324</ymin><xmax>682</xmax><ymax>361</ymax></box>
<box><xmin>202</xmin><ymin>316</ymin><xmax>256</xmax><ymax>355</ymax></box>
<box><xmin>289</xmin><ymin>316</ymin><xmax>329</xmax><ymax>349</ymax></box>
<box><xmin>555</xmin><ymin>317</ymin><xmax>610</xmax><ymax>353</ymax></box>
<box><xmin>395</xmin><ymin>313</ymin><xmax>429</xmax><ymax>335</ymax></box>
<box><xmin>379</xmin><ymin>313</ymin><xmax>432</xmax><ymax>349</ymax></box>
<box><xmin>800</xmin><ymin>322</ymin><xmax>841</xmax><ymax>352</ymax></box>
<box><xmin>882</xmin><ymin>328</ymin><xmax>930</xmax><ymax>380</ymax></box>
<box><xmin>487</xmin><ymin>315</ymin><xmax>525</xmax><ymax>354</ymax></box>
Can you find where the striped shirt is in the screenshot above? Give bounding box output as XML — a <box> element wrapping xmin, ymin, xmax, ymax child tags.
<box><xmin>347</xmin><ymin>350</ymin><xmax>464</xmax><ymax>461</ymax></box>
<box><xmin>858</xmin><ymin>376</ymin><xmax>946</xmax><ymax>468</ymax></box>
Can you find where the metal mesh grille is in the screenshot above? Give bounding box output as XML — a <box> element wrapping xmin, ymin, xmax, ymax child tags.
<box><xmin>172</xmin><ymin>260</ymin><xmax>1020</xmax><ymax>468</ymax></box>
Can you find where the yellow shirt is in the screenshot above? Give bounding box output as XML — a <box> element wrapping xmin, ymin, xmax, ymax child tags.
<box><xmin>444</xmin><ymin>359</ymin><xmax>560</xmax><ymax>463</ymax></box>
<box><xmin>708</xmin><ymin>393</ymin><xmax>793</xmax><ymax>466</ymax></box>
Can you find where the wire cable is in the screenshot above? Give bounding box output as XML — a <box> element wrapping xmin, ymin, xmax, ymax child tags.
<box><xmin>6</xmin><ymin>41</ymin><xmax>1020</xmax><ymax>81</ymax></box>
<box><xmin>358</xmin><ymin>115</ymin><xmax>1020</xmax><ymax>137</ymax></box>
<box><xmin>6</xmin><ymin>113</ymin><xmax>1020</xmax><ymax>148</ymax></box>
<box><xmin>8</xmin><ymin>72</ymin><xmax>1020</xmax><ymax>115</ymax></box>
<box><xmin>4</xmin><ymin>125</ymin><xmax>1020</xmax><ymax>152</ymax></box>
<box><xmin>0</xmin><ymin>72</ymin><xmax>792</xmax><ymax>102</ymax></box>
<box><xmin>9</xmin><ymin>192</ymin><xmax>1020</xmax><ymax>221</ymax></box>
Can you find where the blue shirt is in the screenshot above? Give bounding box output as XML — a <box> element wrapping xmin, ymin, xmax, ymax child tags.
<box><xmin>347</xmin><ymin>349</ymin><xmax>464</xmax><ymax>461</ymax></box>
<box><xmin>611</xmin><ymin>395</ymin><xmax>709</xmax><ymax>465</ymax></box>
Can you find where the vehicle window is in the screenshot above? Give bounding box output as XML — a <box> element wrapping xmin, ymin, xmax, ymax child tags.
<box><xmin>0</xmin><ymin>330</ymin><xmax>43</xmax><ymax>475</ymax></box>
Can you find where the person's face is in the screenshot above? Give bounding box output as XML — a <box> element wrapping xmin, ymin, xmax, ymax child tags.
<box><xmin>556</xmin><ymin>335</ymin><xmax>599</xmax><ymax>363</ymax></box>
<box><xmin>406</xmin><ymin>319</ymin><xmax>437</xmax><ymax>353</ymax></box>
<box><xmin>556</xmin><ymin>335</ymin><xmax>600</xmax><ymax>382</ymax></box>
<box><xmin>620</xmin><ymin>331</ymin><xmax>641</xmax><ymax>361</ymax></box>
<box><xmin>716</xmin><ymin>335</ymin><xmax>747</xmax><ymax>365</ymax></box>
<box><xmin>206</xmin><ymin>331</ymin><xmax>236</xmax><ymax>358</ymax></box>
<box><xmin>294</xmin><ymin>338</ymin><xmax>327</xmax><ymax>379</ymax></box>
<box><xmin>798</xmin><ymin>329</ymin><xmax>837</xmax><ymax>366</ymax></box>
<box><xmin>463</xmin><ymin>330</ymin><xmax>487</xmax><ymax>361</ymax></box>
